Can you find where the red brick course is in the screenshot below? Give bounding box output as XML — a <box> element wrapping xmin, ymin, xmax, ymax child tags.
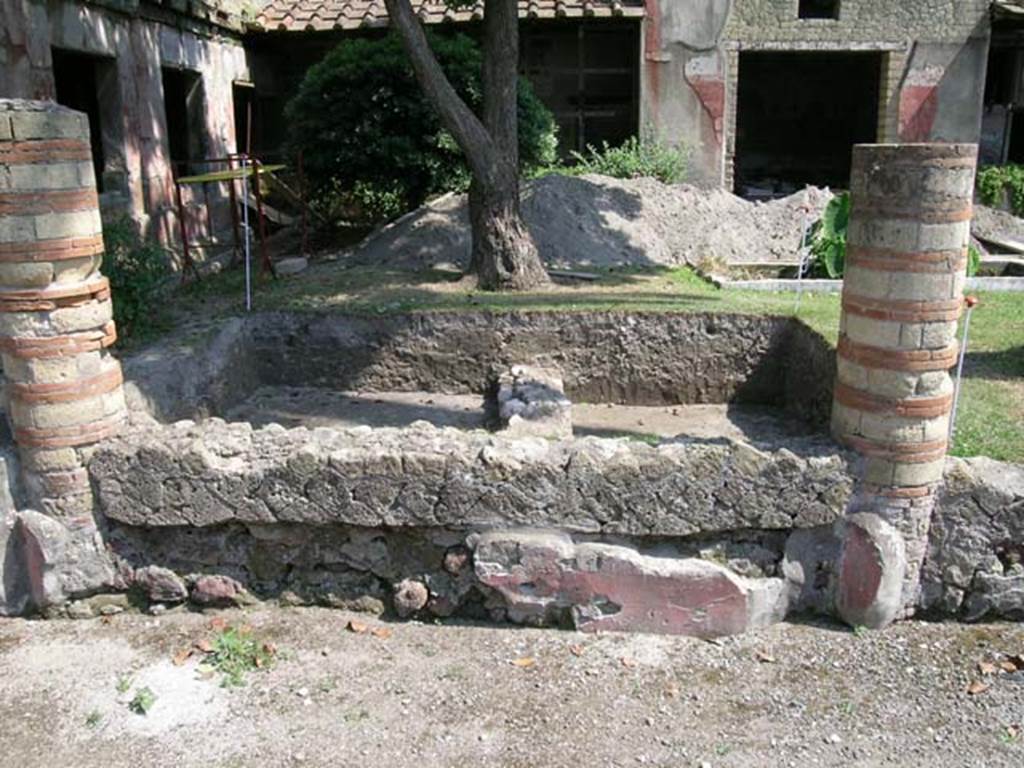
<box><xmin>0</xmin><ymin>235</ymin><xmax>104</xmax><ymax>263</ymax></box>
<box><xmin>846</xmin><ymin>246</ymin><xmax>967</xmax><ymax>274</ymax></box>
<box><xmin>7</xmin><ymin>365</ymin><xmax>123</xmax><ymax>404</ymax></box>
<box><xmin>0</xmin><ymin>188</ymin><xmax>98</xmax><ymax>215</ymax></box>
<box><xmin>0</xmin><ymin>138</ymin><xmax>92</xmax><ymax>164</ymax></box>
<box><xmin>837</xmin><ymin>335</ymin><xmax>959</xmax><ymax>372</ymax></box>
<box><xmin>0</xmin><ymin>320</ymin><xmax>117</xmax><ymax>358</ymax></box>
<box><xmin>14</xmin><ymin>413</ymin><xmax>125</xmax><ymax>449</ymax></box>
<box><xmin>833</xmin><ymin>381</ymin><xmax>952</xmax><ymax>419</ymax></box>
<box><xmin>841</xmin><ymin>293</ymin><xmax>963</xmax><ymax>323</ymax></box>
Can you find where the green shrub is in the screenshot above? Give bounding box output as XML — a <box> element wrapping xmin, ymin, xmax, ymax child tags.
<box><xmin>976</xmin><ymin>164</ymin><xmax>1024</xmax><ymax>215</ymax></box>
<box><xmin>285</xmin><ymin>32</ymin><xmax>558</xmax><ymax>224</ymax></box>
<box><xmin>563</xmin><ymin>135</ymin><xmax>690</xmax><ymax>184</ymax></box>
<box><xmin>101</xmin><ymin>218</ymin><xmax>170</xmax><ymax>341</ymax></box>
<box><xmin>808</xmin><ymin>192</ymin><xmax>850</xmax><ymax>278</ymax></box>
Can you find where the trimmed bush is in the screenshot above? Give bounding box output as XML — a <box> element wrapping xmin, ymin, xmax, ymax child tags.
<box><xmin>285</xmin><ymin>32</ymin><xmax>558</xmax><ymax>223</ymax></box>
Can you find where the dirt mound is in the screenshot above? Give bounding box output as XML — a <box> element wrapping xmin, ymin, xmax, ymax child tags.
<box><xmin>350</xmin><ymin>174</ymin><xmax>833</xmax><ymax>271</ymax></box>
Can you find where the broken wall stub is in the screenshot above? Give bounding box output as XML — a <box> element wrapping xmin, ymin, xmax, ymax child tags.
<box><xmin>0</xmin><ymin>100</ymin><xmax>127</xmax><ymax>611</ymax></box>
<box><xmin>831</xmin><ymin>142</ymin><xmax>977</xmax><ymax>628</ymax></box>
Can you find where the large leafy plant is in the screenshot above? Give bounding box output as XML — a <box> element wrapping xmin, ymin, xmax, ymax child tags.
<box><xmin>808</xmin><ymin>192</ymin><xmax>850</xmax><ymax>278</ymax></box>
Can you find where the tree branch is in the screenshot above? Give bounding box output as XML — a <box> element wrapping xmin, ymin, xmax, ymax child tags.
<box><xmin>383</xmin><ymin>0</ymin><xmax>496</xmax><ymax>180</ymax></box>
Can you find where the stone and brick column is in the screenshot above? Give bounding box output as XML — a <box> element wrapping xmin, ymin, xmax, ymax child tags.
<box><xmin>0</xmin><ymin>100</ymin><xmax>127</xmax><ymax>518</ymax></box>
<box><xmin>831</xmin><ymin>142</ymin><xmax>977</xmax><ymax>628</ymax></box>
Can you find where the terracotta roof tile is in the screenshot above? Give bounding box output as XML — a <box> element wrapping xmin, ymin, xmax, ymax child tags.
<box><xmin>254</xmin><ymin>0</ymin><xmax>644</xmax><ymax>31</ymax></box>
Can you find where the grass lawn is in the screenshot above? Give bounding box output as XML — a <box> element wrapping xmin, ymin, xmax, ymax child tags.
<box><xmin>161</xmin><ymin>262</ymin><xmax>1024</xmax><ymax>463</ymax></box>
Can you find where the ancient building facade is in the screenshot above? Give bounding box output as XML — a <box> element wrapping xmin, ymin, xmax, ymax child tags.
<box><xmin>0</xmin><ymin>0</ymin><xmax>250</xmax><ymax>247</ymax></box>
<box><xmin>1</xmin><ymin>0</ymin><xmax>994</xmax><ymax>250</ymax></box>
<box><xmin>644</xmin><ymin>0</ymin><xmax>991</xmax><ymax>191</ymax></box>
<box><xmin>253</xmin><ymin>0</ymin><xmax>992</xmax><ymax>194</ymax></box>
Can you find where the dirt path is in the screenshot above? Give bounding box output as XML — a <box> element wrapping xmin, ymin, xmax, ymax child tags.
<box><xmin>1</xmin><ymin>609</ymin><xmax>1021</xmax><ymax>767</ymax></box>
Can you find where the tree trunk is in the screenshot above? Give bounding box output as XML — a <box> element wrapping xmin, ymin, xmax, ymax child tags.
<box><xmin>384</xmin><ymin>0</ymin><xmax>549</xmax><ymax>291</ymax></box>
<box><xmin>469</xmin><ymin>163</ymin><xmax>550</xmax><ymax>290</ymax></box>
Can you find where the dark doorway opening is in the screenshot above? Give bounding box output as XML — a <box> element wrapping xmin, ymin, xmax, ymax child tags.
<box><xmin>162</xmin><ymin>68</ymin><xmax>207</xmax><ymax>175</ymax></box>
<box><xmin>799</xmin><ymin>0</ymin><xmax>840</xmax><ymax>20</ymax></box>
<box><xmin>520</xmin><ymin>21</ymin><xmax>640</xmax><ymax>156</ymax></box>
<box><xmin>232</xmin><ymin>81</ymin><xmax>256</xmax><ymax>156</ymax></box>
<box><xmin>52</xmin><ymin>48</ymin><xmax>112</xmax><ymax>192</ymax></box>
<box><xmin>734</xmin><ymin>51</ymin><xmax>881</xmax><ymax>197</ymax></box>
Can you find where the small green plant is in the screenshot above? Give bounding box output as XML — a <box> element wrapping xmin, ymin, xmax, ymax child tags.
<box><xmin>115</xmin><ymin>673</ymin><xmax>133</xmax><ymax>694</ymax></box>
<box><xmin>853</xmin><ymin>624</ymin><xmax>869</xmax><ymax>638</ymax></box>
<box><xmin>101</xmin><ymin>218</ymin><xmax>171</xmax><ymax>341</ymax></box>
<box><xmin>210</xmin><ymin>625</ymin><xmax>276</xmax><ymax>687</ymax></box>
<box><xmin>566</xmin><ymin>135</ymin><xmax>690</xmax><ymax>184</ymax></box>
<box><xmin>129</xmin><ymin>687</ymin><xmax>157</xmax><ymax>715</ymax></box>
<box><xmin>343</xmin><ymin>708</ymin><xmax>371</xmax><ymax>724</ymax></box>
<box><xmin>84</xmin><ymin>709</ymin><xmax>103</xmax><ymax>728</ymax></box>
<box><xmin>808</xmin><ymin>192</ymin><xmax>850</xmax><ymax>279</ymax></box>
<box><xmin>976</xmin><ymin>164</ymin><xmax>1024</xmax><ymax>215</ymax></box>
<box><xmin>999</xmin><ymin>725</ymin><xmax>1021</xmax><ymax>744</ymax></box>
<box><xmin>967</xmin><ymin>242</ymin><xmax>982</xmax><ymax>277</ymax></box>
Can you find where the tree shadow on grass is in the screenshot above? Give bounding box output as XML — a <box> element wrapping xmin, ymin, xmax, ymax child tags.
<box><xmin>962</xmin><ymin>345</ymin><xmax>1024</xmax><ymax>381</ymax></box>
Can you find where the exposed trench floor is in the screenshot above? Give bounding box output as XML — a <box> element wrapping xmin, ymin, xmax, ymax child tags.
<box><xmin>225</xmin><ymin>387</ymin><xmax>817</xmax><ymax>446</ymax></box>
<box><xmin>0</xmin><ymin>608</ymin><xmax>1021</xmax><ymax>768</ymax></box>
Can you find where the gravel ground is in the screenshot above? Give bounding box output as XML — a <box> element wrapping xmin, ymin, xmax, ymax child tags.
<box><xmin>1</xmin><ymin>609</ymin><xmax>1022</xmax><ymax>767</ymax></box>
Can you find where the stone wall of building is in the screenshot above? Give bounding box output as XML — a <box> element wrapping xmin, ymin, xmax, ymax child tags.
<box><xmin>642</xmin><ymin>0</ymin><xmax>990</xmax><ymax>187</ymax></box>
<box><xmin>0</xmin><ymin>0</ymin><xmax>249</xmax><ymax>250</ymax></box>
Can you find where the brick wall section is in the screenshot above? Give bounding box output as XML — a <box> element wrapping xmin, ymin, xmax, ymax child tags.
<box><xmin>724</xmin><ymin>1</ymin><xmax>989</xmax><ymax>43</ymax></box>
<box><xmin>0</xmin><ymin>100</ymin><xmax>127</xmax><ymax>518</ymax></box>
<box><xmin>832</xmin><ymin>142</ymin><xmax>977</xmax><ymax>626</ymax></box>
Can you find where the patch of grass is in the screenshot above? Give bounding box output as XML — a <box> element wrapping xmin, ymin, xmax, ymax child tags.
<box><xmin>84</xmin><ymin>709</ymin><xmax>103</xmax><ymax>728</ymax></box>
<box><xmin>343</xmin><ymin>707</ymin><xmax>370</xmax><ymax>724</ymax></box>
<box><xmin>115</xmin><ymin>674</ymin><xmax>133</xmax><ymax>694</ymax></box>
<box><xmin>209</xmin><ymin>625</ymin><xmax>276</xmax><ymax>687</ymax></box>
<box><xmin>129</xmin><ymin>687</ymin><xmax>156</xmax><ymax>715</ymax></box>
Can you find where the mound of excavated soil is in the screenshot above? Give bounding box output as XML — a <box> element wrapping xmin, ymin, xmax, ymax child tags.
<box><xmin>349</xmin><ymin>174</ymin><xmax>833</xmax><ymax>270</ymax></box>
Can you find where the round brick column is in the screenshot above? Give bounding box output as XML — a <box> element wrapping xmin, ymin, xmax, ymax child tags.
<box><xmin>832</xmin><ymin>142</ymin><xmax>977</xmax><ymax>627</ymax></box>
<box><xmin>0</xmin><ymin>100</ymin><xmax>127</xmax><ymax>517</ymax></box>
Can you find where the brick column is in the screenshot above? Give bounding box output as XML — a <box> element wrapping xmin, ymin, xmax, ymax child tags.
<box><xmin>0</xmin><ymin>100</ymin><xmax>127</xmax><ymax>518</ymax></box>
<box><xmin>831</xmin><ymin>143</ymin><xmax>977</xmax><ymax>628</ymax></box>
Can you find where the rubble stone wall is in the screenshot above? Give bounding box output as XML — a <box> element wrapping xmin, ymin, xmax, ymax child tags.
<box><xmin>84</xmin><ymin>418</ymin><xmax>1024</xmax><ymax>630</ymax></box>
